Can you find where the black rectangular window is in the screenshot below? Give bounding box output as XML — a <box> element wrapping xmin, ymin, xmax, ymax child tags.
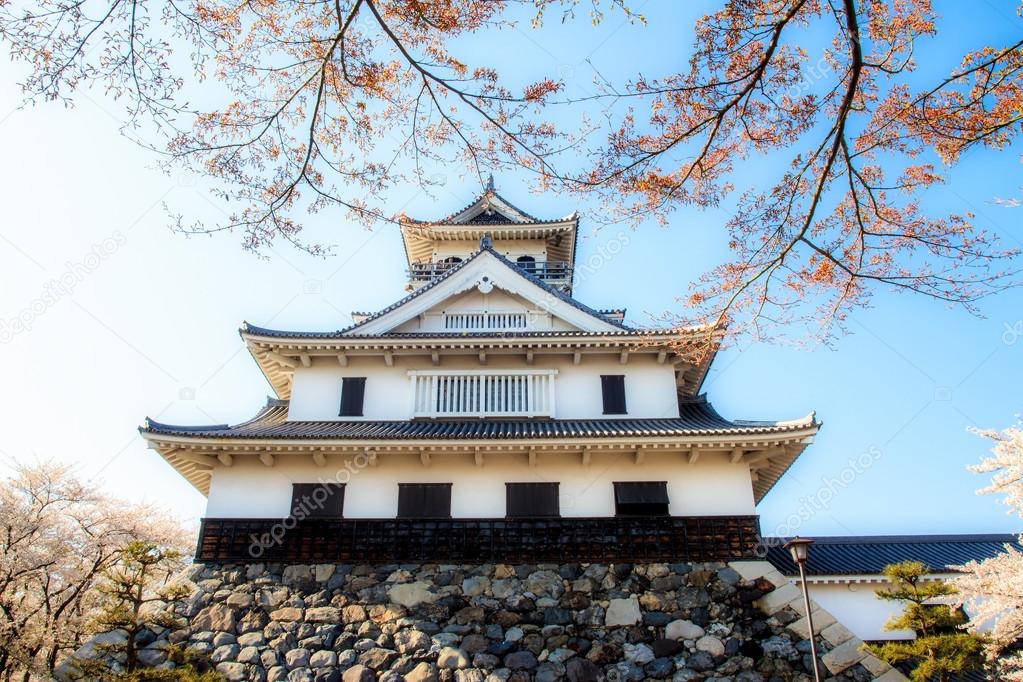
<box><xmin>397</xmin><ymin>483</ymin><xmax>452</xmax><ymax>518</ymax></box>
<box><xmin>506</xmin><ymin>482</ymin><xmax>560</xmax><ymax>518</ymax></box>
<box><xmin>601</xmin><ymin>375</ymin><xmax>627</xmax><ymax>414</ymax></box>
<box><xmin>290</xmin><ymin>483</ymin><xmax>345</xmax><ymax>518</ymax></box>
<box><xmin>339</xmin><ymin>377</ymin><xmax>367</xmax><ymax>416</ymax></box>
<box><xmin>613</xmin><ymin>481</ymin><xmax>669</xmax><ymax>517</ymax></box>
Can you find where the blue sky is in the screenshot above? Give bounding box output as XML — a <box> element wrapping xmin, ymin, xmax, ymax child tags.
<box><xmin>0</xmin><ymin>1</ymin><xmax>1020</xmax><ymax>536</ymax></box>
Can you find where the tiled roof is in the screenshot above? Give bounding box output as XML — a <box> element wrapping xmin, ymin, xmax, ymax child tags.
<box><xmin>241</xmin><ymin>244</ymin><xmax>634</xmax><ymax>338</ymax></box>
<box><xmin>241</xmin><ymin>329</ymin><xmax>663</xmax><ymax>340</ymax></box>
<box><xmin>402</xmin><ymin>186</ymin><xmax>575</xmax><ymax>226</ymax></box>
<box><xmin>142</xmin><ymin>396</ymin><xmax>817</xmax><ymax>441</ymax></box>
<box><xmin>765</xmin><ymin>534</ymin><xmax>1023</xmax><ymax>576</ymax></box>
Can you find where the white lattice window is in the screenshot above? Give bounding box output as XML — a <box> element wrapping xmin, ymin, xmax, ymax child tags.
<box><xmin>442</xmin><ymin>311</ymin><xmax>529</xmax><ymax>330</ymax></box>
<box><xmin>408</xmin><ymin>369</ymin><xmax>557</xmax><ymax>417</ymax></box>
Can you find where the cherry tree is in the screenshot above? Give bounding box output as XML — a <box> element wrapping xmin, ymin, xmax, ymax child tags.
<box><xmin>955</xmin><ymin>425</ymin><xmax>1023</xmax><ymax>681</ymax></box>
<box><xmin>0</xmin><ymin>0</ymin><xmax>1020</xmax><ymax>339</ymax></box>
<box><xmin>0</xmin><ymin>461</ymin><xmax>191</xmax><ymax>680</ymax></box>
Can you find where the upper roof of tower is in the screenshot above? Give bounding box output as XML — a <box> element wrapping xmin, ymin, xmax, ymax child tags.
<box><xmin>399</xmin><ymin>179</ymin><xmax>579</xmax><ymax>291</ymax></box>
<box><xmin>404</xmin><ymin>175</ymin><xmax>577</xmax><ymax>226</ymax></box>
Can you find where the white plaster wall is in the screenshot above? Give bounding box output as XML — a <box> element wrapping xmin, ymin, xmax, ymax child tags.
<box><xmin>287</xmin><ymin>353</ymin><xmax>680</xmax><ymax>421</ymax></box>
<box><xmin>204</xmin><ymin>450</ymin><xmax>756</xmax><ymax>518</ymax></box>
<box><xmin>807</xmin><ymin>582</ymin><xmax>914</xmax><ymax>641</ymax></box>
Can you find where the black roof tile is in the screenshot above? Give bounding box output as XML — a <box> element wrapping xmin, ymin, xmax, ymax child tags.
<box><xmin>765</xmin><ymin>534</ymin><xmax>1023</xmax><ymax>575</ymax></box>
<box><xmin>403</xmin><ymin>187</ymin><xmax>558</xmax><ymax>225</ymax></box>
<box><xmin>142</xmin><ymin>396</ymin><xmax>815</xmax><ymax>441</ymax></box>
<box><xmin>240</xmin><ymin>329</ymin><xmax>659</xmax><ymax>340</ymax></box>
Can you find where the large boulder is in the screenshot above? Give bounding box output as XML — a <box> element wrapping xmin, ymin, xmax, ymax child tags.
<box><xmin>405</xmin><ymin>662</ymin><xmax>439</xmax><ymax>682</ymax></box>
<box><xmin>193</xmin><ymin>603</ymin><xmax>237</xmax><ymax>633</ymax></box>
<box><xmin>341</xmin><ymin>665</ymin><xmax>375</xmax><ymax>682</ymax></box>
<box><xmin>437</xmin><ymin>647</ymin><xmax>471</xmax><ymax>670</ymax></box>
<box><xmin>665</xmin><ymin>619</ymin><xmax>705</xmax><ymax>640</ymax></box>
<box><xmin>394</xmin><ymin>629</ymin><xmax>432</xmax><ymax>654</ymax></box>
<box><xmin>305</xmin><ymin>607</ymin><xmax>340</xmax><ymax>624</ymax></box>
<box><xmin>387</xmin><ymin>582</ymin><xmax>437</xmax><ymax>608</ymax></box>
<box><xmin>604</xmin><ymin>597</ymin><xmax>641</xmax><ymax>627</ymax></box>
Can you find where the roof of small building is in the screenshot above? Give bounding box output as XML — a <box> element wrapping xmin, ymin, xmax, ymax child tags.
<box><xmin>143</xmin><ymin>395</ymin><xmax>816</xmax><ymax>441</ymax></box>
<box><xmin>765</xmin><ymin>534</ymin><xmax>1023</xmax><ymax>576</ymax></box>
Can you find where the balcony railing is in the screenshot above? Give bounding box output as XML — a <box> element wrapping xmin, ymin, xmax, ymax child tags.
<box><xmin>408</xmin><ymin>369</ymin><xmax>557</xmax><ymax>418</ymax></box>
<box><xmin>517</xmin><ymin>260</ymin><xmax>571</xmax><ymax>281</ymax></box>
<box><xmin>196</xmin><ymin>515</ymin><xmax>762</xmax><ymax>563</ymax></box>
<box><xmin>409</xmin><ymin>260</ymin><xmax>572</xmax><ymax>283</ymax></box>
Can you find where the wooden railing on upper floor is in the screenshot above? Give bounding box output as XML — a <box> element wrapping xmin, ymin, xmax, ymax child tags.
<box><xmin>408</xmin><ymin>260</ymin><xmax>572</xmax><ymax>283</ymax></box>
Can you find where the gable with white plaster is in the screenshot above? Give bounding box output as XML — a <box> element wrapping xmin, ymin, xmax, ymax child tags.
<box><xmin>390</xmin><ymin>288</ymin><xmax>578</xmax><ymax>333</ymax></box>
<box><xmin>349</xmin><ymin>250</ymin><xmax>620</xmax><ymax>336</ymax></box>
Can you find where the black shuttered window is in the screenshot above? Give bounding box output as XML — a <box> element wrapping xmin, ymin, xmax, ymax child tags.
<box><xmin>291</xmin><ymin>483</ymin><xmax>345</xmax><ymax>518</ymax></box>
<box><xmin>506</xmin><ymin>482</ymin><xmax>560</xmax><ymax>518</ymax></box>
<box><xmin>600</xmin><ymin>375</ymin><xmax>627</xmax><ymax>414</ymax></box>
<box><xmin>339</xmin><ymin>377</ymin><xmax>367</xmax><ymax>416</ymax></box>
<box><xmin>613</xmin><ymin>481</ymin><xmax>669</xmax><ymax>517</ymax></box>
<box><xmin>397</xmin><ymin>483</ymin><xmax>452</xmax><ymax>518</ymax></box>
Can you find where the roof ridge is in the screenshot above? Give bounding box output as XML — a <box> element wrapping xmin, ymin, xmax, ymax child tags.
<box><xmin>243</xmin><ymin>246</ymin><xmax>636</xmax><ymax>338</ymax></box>
<box><xmin>769</xmin><ymin>533</ymin><xmax>1023</xmax><ymax>544</ymax></box>
<box><xmin>678</xmin><ymin>395</ymin><xmax>818</xmax><ymax>430</ymax></box>
<box><xmin>140</xmin><ymin>418</ymin><xmax>230</xmax><ymax>433</ymax></box>
<box><xmin>141</xmin><ymin>398</ymin><xmax>288</xmax><ymax>434</ymax></box>
<box><xmin>243</xmin><ymin>329</ymin><xmax>695</xmax><ymax>339</ymax></box>
<box><xmin>141</xmin><ymin>402</ymin><xmax>818</xmax><ymax>438</ymax></box>
<box><xmin>335</xmin><ymin>248</ymin><xmax>486</xmax><ymax>333</ymax></box>
<box><xmin>405</xmin><ymin>187</ymin><xmax>545</xmax><ymax>225</ymax></box>
<box><xmin>732</xmin><ymin>411</ymin><xmax>818</xmax><ymax>429</ymax></box>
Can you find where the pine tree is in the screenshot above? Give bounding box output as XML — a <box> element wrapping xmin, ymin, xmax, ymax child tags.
<box><xmin>73</xmin><ymin>540</ymin><xmax>198</xmax><ymax>679</ymax></box>
<box><xmin>867</xmin><ymin>561</ymin><xmax>987</xmax><ymax>682</ymax></box>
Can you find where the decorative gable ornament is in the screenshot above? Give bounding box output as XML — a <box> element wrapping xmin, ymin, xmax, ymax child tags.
<box><xmin>344</xmin><ymin>248</ymin><xmax>624</xmax><ymax>337</ymax></box>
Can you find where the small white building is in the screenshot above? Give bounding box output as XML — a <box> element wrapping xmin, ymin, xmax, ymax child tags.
<box><xmin>765</xmin><ymin>533</ymin><xmax>1023</xmax><ymax>643</ymax></box>
<box><xmin>141</xmin><ymin>184</ymin><xmax>819</xmax><ymax>564</ymax></box>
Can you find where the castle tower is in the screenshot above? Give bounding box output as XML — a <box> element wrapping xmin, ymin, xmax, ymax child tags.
<box><xmin>141</xmin><ymin>186</ymin><xmax>819</xmax><ymax>564</ymax></box>
<box><xmin>127</xmin><ymin>188</ymin><xmax>919</xmax><ymax>682</ymax></box>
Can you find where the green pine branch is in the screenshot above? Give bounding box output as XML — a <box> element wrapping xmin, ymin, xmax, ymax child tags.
<box><xmin>865</xmin><ymin>561</ymin><xmax>988</xmax><ymax>682</ymax></box>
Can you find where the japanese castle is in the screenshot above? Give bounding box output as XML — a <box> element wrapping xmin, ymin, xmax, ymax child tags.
<box><xmin>141</xmin><ymin>183</ymin><xmax>820</xmax><ymax>564</ymax></box>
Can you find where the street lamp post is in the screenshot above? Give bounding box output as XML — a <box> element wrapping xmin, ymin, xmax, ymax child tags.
<box><xmin>785</xmin><ymin>537</ymin><xmax>822</xmax><ymax>682</ymax></box>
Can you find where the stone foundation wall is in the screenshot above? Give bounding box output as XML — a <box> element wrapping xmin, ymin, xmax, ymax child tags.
<box><xmin>90</xmin><ymin>561</ymin><xmax>905</xmax><ymax>682</ymax></box>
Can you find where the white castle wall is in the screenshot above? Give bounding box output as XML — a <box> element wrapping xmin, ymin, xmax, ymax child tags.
<box><xmin>287</xmin><ymin>353</ymin><xmax>681</xmax><ymax>421</ymax></box>
<box><xmin>203</xmin><ymin>449</ymin><xmax>756</xmax><ymax>519</ymax></box>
